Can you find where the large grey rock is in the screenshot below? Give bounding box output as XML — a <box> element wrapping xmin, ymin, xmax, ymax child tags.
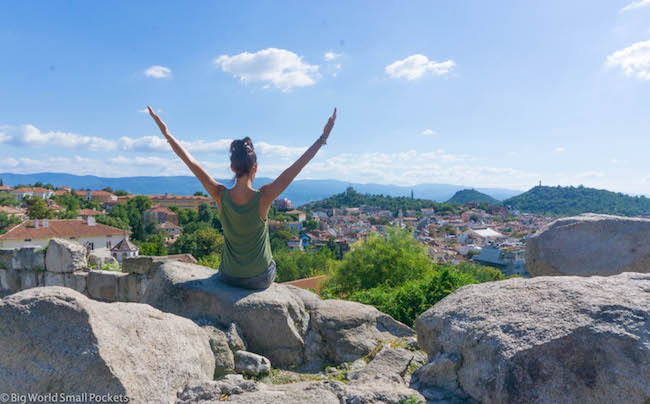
<box><xmin>123</xmin><ymin>255</ymin><xmax>179</xmax><ymax>275</ymax></box>
<box><xmin>63</xmin><ymin>271</ymin><xmax>88</xmax><ymax>295</ymax></box>
<box><xmin>45</xmin><ymin>238</ymin><xmax>87</xmax><ymax>273</ymax></box>
<box><xmin>348</xmin><ymin>345</ymin><xmax>415</xmax><ymax>384</ymax></box>
<box><xmin>307</xmin><ymin>299</ymin><xmax>415</xmax><ymax>364</ymax></box>
<box><xmin>117</xmin><ymin>273</ymin><xmax>148</xmax><ymax>302</ymax></box>
<box><xmin>4</xmin><ymin>268</ymin><xmax>21</xmax><ymax>290</ymax></box>
<box><xmin>527</xmin><ymin>213</ymin><xmax>650</xmax><ymax>276</ymax></box>
<box><xmin>19</xmin><ymin>269</ymin><xmax>41</xmax><ymax>289</ymax></box>
<box><xmin>87</xmin><ymin>270</ymin><xmax>127</xmax><ymax>301</ymax></box>
<box><xmin>42</xmin><ymin>271</ymin><xmax>64</xmax><ymax>287</ymax></box>
<box><xmin>285</xmin><ymin>284</ymin><xmax>322</xmax><ymax>311</ymax></box>
<box><xmin>89</xmin><ymin>249</ymin><xmax>118</xmax><ymax>268</ymax></box>
<box><xmin>0</xmin><ymin>249</ymin><xmax>12</xmax><ymax>269</ymax></box>
<box><xmin>141</xmin><ymin>261</ymin><xmax>309</xmax><ymax>367</ymax></box>
<box><xmin>234</xmin><ymin>351</ymin><xmax>271</xmax><ymax>377</ymax></box>
<box><xmin>414</xmin><ymin>272</ymin><xmax>650</xmax><ymax>404</ymax></box>
<box><xmin>0</xmin><ymin>287</ymin><xmax>215</xmax><ymax>404</ymax></box>
<box><xmin>200</xmin><ymin>324</ymin><xmax>236</xmax><ymax>377</ymax></box>
<box><xmin>12</xmin><ymin>247</ymin><xmax>45</xmax><ymax>271</ymax></box>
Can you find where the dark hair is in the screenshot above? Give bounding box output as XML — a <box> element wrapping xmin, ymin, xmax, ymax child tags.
<box><xmin>230</xmin><ymin>137</ymin><xmax>257</xmax><ymax>179</ymax></box>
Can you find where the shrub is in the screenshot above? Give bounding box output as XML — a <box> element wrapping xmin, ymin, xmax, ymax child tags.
<box><xmin>331</xmin><ymin>228</ymin><xmax>433</xmax><ymax>294</ymax></box>
<box><xmin>347</xmin><ymin>267</ymin><xmax>478</xmax><ymax>327</ymax></box>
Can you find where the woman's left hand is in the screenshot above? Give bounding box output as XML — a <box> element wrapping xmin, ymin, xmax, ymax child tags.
<box><xmin>147</xmin><ymin>106</ymin><xmax>170</xmax><ymax>138</ymax></box>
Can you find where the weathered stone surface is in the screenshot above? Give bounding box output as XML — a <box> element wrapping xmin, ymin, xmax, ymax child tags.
<box><xmin>117</xmin><ymin>273</ymin><xmax>146</xmax><ymax>302</ymax></box>
<box><xmin>0</xmin><ymin>269</ymin><xmax>7</xmax><ymax>290</ymax></box>
<box><xmin>12</xmin><ymin>247</ymin><xmax>45</xmax><ymax>271</ymax></box>
<box><xmin>285</xmin><ymin>284</ymin><xmax>322</xmax><ymax>311</ymax></box>
<box><xmin>234</xmin><ymin>351</ymin><xmax>271</xmax><ymax>377</ymax></box>
<box><xmin>87</xmin><ymin>270</ymin><xmax>127</xmax><ymax>301</ymax></box>
<box><xmin>19</xmin><ymin>269</ymin><xmax>41</xmax><ymax>289</ymax></box>
<box><xmin>200</xmin><ymin>324</ymin><xmax>235</xmax><ymax>377</ymax></box>
<box><xmin>63</xmin><ymin>271</ymin><xmax>88</xmax><ymax>295</ymax></box>
<box><xmin>123</xmin><ymin>255</ymin><xmax>171</xmax><ymax>275</ymax></box>
<box><xmin>527</xmin><ymin>213</ymin><xmax>650</xmax><ymax>276</ymax></box>
<box><xmin>225</xmin><ymin>322</ymin><xmax>247</xmax><ymax>352</ymax></box>
<box><xmin>43</xmin><ymin>271</ymin><xmax>64</xmax><ymax>287</ymax></box>
<box><xmin>349</xmin><ymin>346</ymin><xmax>414</xmax><ymax>384</ymax></box>
<box><xmin>414</xmin><ymin>272</ymin><xmax>650</xmax><ymax>404</ymax></box>
<box><xmin>141</xmin><ymin>261</ymin><xmax>309</xmax><ymax>367</ymax></box>
<box><xmin>45</xmin><ymin>238</ymin><xmax>87</xmax><ymax>273</ymax></box>
<box><xmin>307</xmin><ymin>299</ymin><xmax>415</xmax><ymax>364</ymax></box>
<box><xmin>89</xmin><ymin>249</ymin><xmax>119</xmax><ymax>268</ymax></box>
<box><xmin>0</xmin><ymin>249</ymin><xmax>12</xmax><ymax>269</ymax></box>
<box><xmin>4</xmin><ymin>268</ymin><xmax>21</xmax><ymax>290</ymax></box>
<box><xmin>0</xmin><ymin>287</ymin><xmax>215</xmax><ymax>404</ymax></box>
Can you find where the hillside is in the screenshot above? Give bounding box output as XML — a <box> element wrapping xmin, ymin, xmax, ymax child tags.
<box><xmin>301</xmin><ymin>187</ymin><xmax>458</xmax><ymax>216</ymax></box>
<box><xmin>504</xmin><ymin>185</ymin><xmax>650</xmax><ymax>217</ymax></box>
<box><xmin>446</xmin><ymin>189</ymin><xmax>501</xmax><ymax>205</ymax></box>
<box><xmin>0</xmin><ymin>173</ymin><xmax>522</xmax><ymax>206</ymax></box>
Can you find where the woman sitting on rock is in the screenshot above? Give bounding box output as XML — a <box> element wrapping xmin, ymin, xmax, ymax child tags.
<box><xmin>147</xmin><ymin>106</ymin><xmax>337</xmax><ymax>289</ymax></box>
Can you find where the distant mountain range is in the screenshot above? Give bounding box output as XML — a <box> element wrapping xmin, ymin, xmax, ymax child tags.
<box><xmin>0</xmin><ymin>172</ymin><xmax>523</xmax><ymax>206</ymax></box>
<box><xmin>446</xmin><ymin>189</ymin><xmax>501</xmax><ymax>205</ymax></box>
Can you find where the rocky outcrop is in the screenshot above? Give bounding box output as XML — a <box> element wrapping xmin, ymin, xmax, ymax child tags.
<box><xmin>141</xmin><ymin>261</ymin><xmax>310</xmax><ymax>367</ymax></box>
<box><xmin>527</xmin><ymin>213</ymin><xmax>650</xmax><ymax>276</ymax></box>
<box><xmin>0</xmin><ymin>287</ymin><xmax>215</xmax><ymax>404</ymax></box>
<box><xmin>142</xmin><ymin>261</ymin><xmax>415</xmax><ymax>369</ymax></box>
<box><xmin>46</xmin><ymin>238</ymin><xmax>87</xmax><ymax>273</ymax></box>
<box><xmin>89</xmin><ymin>249</ymin><xmax>119</xmax><ymax>267</ymax></box>
<box><xmin>306</xmin><ymin>299</ymin><xmax>415</xmax><ymax>365</ymax></box>
<box><xmin>234</xmin><ymin>351</ymin><xmax>271</xmax><ymax>377</ymax></box>
<box><xmin>176</xmin><ymin>351</ymin><xmax>429</xmax><ymax>404</ymax></box>
<box><xmin>414</xmin><ymin>272</ymin><xmax>650</xmax><ymax>404</ymax></box>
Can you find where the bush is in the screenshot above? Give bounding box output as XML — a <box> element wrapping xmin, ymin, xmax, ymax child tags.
<box><xmin>346</xmin><ymin>267</ymin><xmax>478</xmax><ymax>327</ymax></box>
<box><xmin>274</xmin><ymin>246</ymin><xmax>335</xmax><ymax>283</ymax></box>
<box><xmin>331</xmin><ymin>228</ymin><xmax>433</xmax><ymax>293</ymax></box>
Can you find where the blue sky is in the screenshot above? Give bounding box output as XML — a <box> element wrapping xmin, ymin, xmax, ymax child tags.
<box><xmin>1</xmin><ymin>1</ymin><xmax>650</xmax><ymax>193</ymax></box>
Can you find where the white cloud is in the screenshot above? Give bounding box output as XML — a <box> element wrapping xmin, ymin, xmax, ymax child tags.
<box><xmin>3</xmin><ymin>124</ymin><xmax>116</xmax><ymax>151</ymax></box>
<box><xmin>606</xmin><ymin>40</ymin><xmax>650</xmax><ymax>80</ymax></box>
<box><xmin>385</xmin><ymin>55</ymin><xmax>456</xmax><ymax>80</ymax></box>
<box><xmin>324</xmin><ymin>51</ymin><xmax>342</xmax><ymax>61</ymax></box>
<box><xmin>421</xmin><ymin>129</ymin><xmax>437</xmax><ymax>136</ymax></box>
<box><xmin>620</xmin><ymin>0</ymin><xmax>650</xmax><ymax>13</ymax></box>
<box><xmin>214</xmin><ymin>48</ymin><xmax>319</xmax><ymax>91</ymax></box>
<box><xmin>144</xmin><ymin>65</ymin><xmax>172</xmax><ymax>79</ymax></box>
<box><xmin>118</xmin><ymin>136</ymin><xmax>170</xmax><ymax>153</ymax></box>
<box><xmin>555</xmin><ymin>146</ymin><xmax>566</xmax><ymax>152</ymax></box>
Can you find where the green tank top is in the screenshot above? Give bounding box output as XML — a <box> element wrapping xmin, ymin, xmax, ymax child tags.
<box><xmin>220</xmin><ymin>189</ymin><xmax>273</xmax><ymax>278</ymax></box>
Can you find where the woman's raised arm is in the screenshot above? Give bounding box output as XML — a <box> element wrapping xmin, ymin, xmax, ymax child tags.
<box><xmin>260</xmin><ymin>108</ymin><xmax>337</xmax><ymax>206</ymax></box>
<box><xmin>147</xmin><ymin>106</ymin><xmax>225</xmax><ymax>206</ymax></box>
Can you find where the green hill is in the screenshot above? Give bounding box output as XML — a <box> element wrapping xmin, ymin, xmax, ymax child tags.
<box><xmin>301</xmin><ymin>187</ymin><xmax>459</xmax><ymax>216</ymax></box>
<box><xmin>504</xmin><ymin>185</ymin><xmax>650</xmax><ymax>217</ymax></box>
<box><xmin>446</xmin><ymin>189</ymin><xmax>501</xmax><ymax>205</ymax></box>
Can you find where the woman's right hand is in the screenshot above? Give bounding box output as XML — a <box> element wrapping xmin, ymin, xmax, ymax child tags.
<box><xmin>321</xmin><ymin>108</ymin><xmax>337</xmax><ymax>144</ymax></box>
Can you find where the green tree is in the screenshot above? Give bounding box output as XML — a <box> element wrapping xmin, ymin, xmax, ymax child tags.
<box><xmin>0</xmin><ymin>211</ymin><xmax>22</xmax><ymax>234</ymax></box>
<box><xmin>332</xmin><ymin>228</ymin><xmax>433</xmax><ymax>293</ymax></box>
<box><xmin>274</xmin><ymin>247</ymin><xmax>335</xmax><ymax>282</ymax></box>
<box><xmin>26</xmin><ymin>197</ymin><xmax>49</xmax><ymax>219</ymax></box>
<box><xmin>0</xmin><ymin>193</ymin><xmax>19</xmax><ymax>207</ymax></box>
<box><xmin>170</xmin><ymin>228</ymin><xmax>223</xmax><ymax>259</ymax></box>
<box><xmin>127</xmin><ymin>195</ymin><xmax>152</xmax><ymax>213</ymax></box>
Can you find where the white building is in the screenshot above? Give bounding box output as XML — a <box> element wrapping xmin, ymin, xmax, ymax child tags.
<box><xmin>11</xmin><ymin>187</ymin><xmax>55</xmax><ymax>200</ymax></box>
<box><xmin>0</xmin><ymin>217</ymin><xmax>128</xmax><ymax>250</ymax></box>
<box><xmin>110</xmin><ymin>237</ymin><xmax>139</xmax><ymax>262</ymax></box>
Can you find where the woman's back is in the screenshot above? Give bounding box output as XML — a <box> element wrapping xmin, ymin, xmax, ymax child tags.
<box><xmin>220</xmin><ymin>188</ymin><xmax>273</xmax><ymax>278</ymax></box>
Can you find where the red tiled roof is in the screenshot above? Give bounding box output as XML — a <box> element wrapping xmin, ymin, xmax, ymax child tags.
<box><xmin>0</xmin><ymin>219</ymin><xmax>129</xmax><ymax>241</ymax></box>
<box><xmin>54</xmin><ymin>190</ymin><xmax>69</xmax><ymax>196</ymax></box>
<box><xmin>12</xmin><ymin>187</ymin><xmax>52</xmax><ymax>193</ymax></box>
<box><xmin>145</xmin><ymin>204</ymin><xmax>177</xmax><ymax>214</ymax></box>
<box><xmin>0</xmin><ymin>185</ymin><xmax>12</xmax><ymax>192</ymax></box>
<box><xmin>78</xmin><ymin>209</ymin><xmax>107</xmax><ymax>216</ymax></box>
<box><xmin>150</xmin><ymin>195</ymin><xmax>212</xmax><ymax>201</ymax></box>
<box><xmin>89</xmin><ymin>190</ymin><xmax>115</xmax><ymax>196</ymax></box>
<box><xmin>0</xmin><ymin>206</ymin><xmax>26</xmax><ymax>215</ymax></box>
<box><xmin>160</xmin><ymin>221</ymin><xmax>181</xmax><ymax>230</ymax></box>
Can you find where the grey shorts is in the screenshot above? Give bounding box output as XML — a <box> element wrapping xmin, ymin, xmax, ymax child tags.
<box><xmin>217</xmin><ymin>260</ymin><xmax>276</xmax><ymax>290</ymax></box>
